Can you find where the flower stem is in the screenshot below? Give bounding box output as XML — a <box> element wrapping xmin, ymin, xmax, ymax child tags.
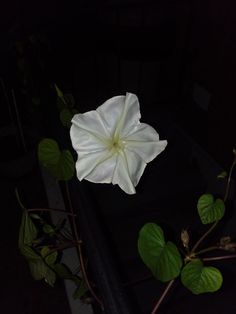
<box><xmin>64</xmin><ymin>181</ymin><xmax>103</xmax><ymax>309</ymax></box>
<box><xmin>191</xmin><ymin>155</ymin><xmax>236</xmax><ymax>254</ymax></box>
<box><xmin>151</xmin><ymin>279</ymin><xmax>175</xmax><ymax>314</ymax></box>
<box><xmin>203</xmin><ymin>254</ymin><xmax>236</xmax><ymax>262</ymax></box>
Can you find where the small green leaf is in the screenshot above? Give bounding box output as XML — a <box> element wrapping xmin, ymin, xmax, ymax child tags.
<box><xmin>44</xmin><ymin>268</ymin><xmax>56</xmax><ymax>287</ymax></box>
<box><xmin>197</xmin><ymin>194</ymin><xmax>225</xmax><ymax>224</ymax></box>
<box><xmin>43</xmin><ymin>224</ymin><xmax>55</xmax><ymax>235</ymax></box>
<box><xmin>217</xmin><ymin>171</ymin><xmax>227</xmax><ymax>179</ymax></box>
<box><xmin>38</xmin><ymin>138</ymin><xmax>75</xmax><ymax>181</ymax></box>
<box><xmin>29</xmin><ymin>257</ymin><xmax>57</xmax><ymax>286</ymax></box>
<box><xmin>30</xmin><ymin>213</ymin><xmax>42</xmax><ymax>220</ymax></box>
<box><xmin>60</xmin><ymin>109</ymin><xmax>73</xmax><ymax>127</ymax></box>
<box><xmin>181</xmin><ymin>259</ymin><xmax>223</xmax><ymax>294</ymax></box>
<box><xmin>54</xmin><ymin>263</ymin><xmax>81</xmax><ymax>285</ymax></box>
<box><xmin>54</xmin><ymin>84</ymin><xmax>67</xmax><ymax>105</ymax></box>
<box><xmin>20</xmin><ymin>245</ymin><xmax>41</xmax><ymax>261</ymax></box>
<box><xmin>73</xmin><ymin>280</ymin><xmax>88</xmax><ymax>299</ymax></box>
<box><xmin>41</xmin><ymin>247</ymin><xmax>58</xmax><ymax>265</ymax></box>
<box><xmin>138</xmin><ymin>223</ymin><xmax>183</xmax><ymax>282</ymax></box>
<box><xmin>19</xmin><ymin>211</ymin><xmax>38</xmax><ymax>248</ymax></box>
<box><xmin>29</xmin><ymin>260</ymin><xmax>47</xmax><ymax>281</ymax></box>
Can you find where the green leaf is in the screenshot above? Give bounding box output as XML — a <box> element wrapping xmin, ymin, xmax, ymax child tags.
<box><xmin>28</xmin><ymin>255</ymin><xmax>57</xmax><ymax>286</ymax></box>
<box><xmin>20</xmin><ymin>245</ymin><xmax>41</xmax><ymax>261</ymax></box>
<box><xmin>19</xmin><ymin>211</ymin><xmax>38</xmax><ymax>248</ymax></box>
<box><xmin>41</xmin><ymin>247</ymin><xmax>58</xmax><ymax>265</ymax></box>
<box><xmin>60</xmin><ymin>109</ymin><xmax>73</xmax><ymax>128</ymax></box>
<box><xmin>73</xmin><ymin>280</ymin><xmax>88</xmax><ymax>299</ymax></box>
<box><xmin>138</xmin><ymin>223</ymin><xmax>183</xmax><ymax>282</ymax></box>
<box><xmin>44</xmin><ymin>267</ymin><xmax>57</xmax><ymax>287</ymax></box>
<box><xmin>43</xmin><ymin>224</ymin><xmax>55</xmax><ymax>235</ymax></box>
<box><xmin>197</xmin><ymin>194</ymin><xmax>225</xmax><ymax>224</ymax></box>
<box><xmin>38</xmin><ymin>138</ymin><xmax>75</xmax><ymax>181</ymax></box>
<box><xmin>181</xmin><ymin>259</ymin><xmax>223</xmax><ymax>294</ymax></box>
<box><xmin>217</xmin><ymin>171</ymin><xmax>227</xmax><ymax>179</ymax></box>
<box><xmin>29</xmin><ymin>260</ymin><xmax>47</xmax><ymax>281</ymax></box>
<box><xmin>30</xmin><ymin>213</ymin><xmax>42</xmax><ymax>220</ymax></box>
<box><xmin>55</xmin><ymin>84</ymin><xmax>67</xmax><ymax>105</ymax></box>
<box><xmin>54</xmin><ymin>263</ymin><xmax>81</xmax><ymax>285</ymax></box>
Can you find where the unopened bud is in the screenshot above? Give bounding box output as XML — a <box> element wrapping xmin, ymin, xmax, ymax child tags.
<box><xmin>181</xmin><ymin>229</ymin><xmax>190</xmax><ymax>249</ymax></box>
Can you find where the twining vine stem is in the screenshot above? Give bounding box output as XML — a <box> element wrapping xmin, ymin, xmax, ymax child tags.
<box><xmin>191</xmin><ymin>154</ymin><xmax>236</xmax><ymax>254</ymax></box>
<box><xmin>151</xmin><ymin>280</ymin><xmax>175</xmax><ymax>314</ymax></box>
<box><xmin>64</xmin><ymin>182</ymin><xmax>103</xmax><ymax>309</ymax></box>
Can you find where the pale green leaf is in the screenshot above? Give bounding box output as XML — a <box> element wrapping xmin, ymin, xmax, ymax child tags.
<box><xmin>197</xmin><ymin>194</ymin><xmax>225</xmax><ymax>224</ymax></box>
<box><xmin>181</xmin><ymin>259</ymin><xmax>223</xmax><ymax>294</ymax></box>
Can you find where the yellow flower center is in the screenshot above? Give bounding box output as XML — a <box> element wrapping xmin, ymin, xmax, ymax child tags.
<box><xmin>108</xmin><ymin>136</ymin><xmax>126</xmax><ymax>153</ymax></box>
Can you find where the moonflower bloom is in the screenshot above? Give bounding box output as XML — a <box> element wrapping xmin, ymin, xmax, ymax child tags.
<box><xmin>70</xmin><ymin>93</ymin><xmax>167</xmax><ymax>194</ymax></box>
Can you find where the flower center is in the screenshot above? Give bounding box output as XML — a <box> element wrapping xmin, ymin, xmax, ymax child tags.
<box><xmin>108</xmin><ymin>136</ymin><xmax>126</xmax><ymax>153</ymax></box>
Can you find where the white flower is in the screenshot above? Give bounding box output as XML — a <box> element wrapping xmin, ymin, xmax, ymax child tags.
<box><xmin>70</xmin><ymin>93</ymin><xmax>167</xmax><ymax>194</ymax></box>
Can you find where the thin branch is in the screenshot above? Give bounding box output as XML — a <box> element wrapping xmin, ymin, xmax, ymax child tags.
<box><xmin>203</xmin><ymin>254</ymin><xmax>236</xmax><ymax>262</ymax></box>
<box><xmin>65</xmin><ymin>182</ymin><xmax>103</xmax><ymax>309</ymax></box>
<box><xmin>151</xmin><ymin>279</ymin><xmax>175</xmax><ymax>314</ymax></box>
<box><xmin>224</xmin><ymin>156</ymin><xmax>236</xmax><ymax>202</ymax></box>
<box><xmin>11</xmin><ymin>89</ymin><xmax>27</xmax><ymax>152</ymax></box>
<box><xmin>195</xmin><ymin>246</ymin><xmax>220</xmax><ymax>256</ymax></box>
<box><xmin>27</xmin><ymin>207</ymin><xmax>76</xmax><ymax>216</ymax></box>
<box><xmin>191</xmin><ymin>222</ymin><xmax>218</xmax><ymax>254</ymax></box>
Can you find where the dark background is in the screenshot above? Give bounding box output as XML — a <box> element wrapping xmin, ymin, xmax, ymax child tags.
<box><xmin>1</xmin><ymin>0</ymin><xmax>236</xmax><ymax>168</ymax></box>
<box><xmin>0</xmin><ymin>1</ymin><xmax>236</xmax><ymax>313</ymax></box>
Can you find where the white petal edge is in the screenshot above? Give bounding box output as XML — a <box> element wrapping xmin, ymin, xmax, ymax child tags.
<box><xmin>124</xmin><ymin>123</ymin><xmax>168</xmax><ymax>163</ymax></box>
<box><xmin>97</xmin><ymin>93</ymin><xmax>141</xmax><ymax>137</ymax></box>
<box><xmin>75</xmin><ymin>149</ymin><xmax>115</xmax><ymax>182</ymax></box>
<box><xmin>112</xmin><ymin>150</ymin><xmax>147</xmax><ymax>194</ymax></box>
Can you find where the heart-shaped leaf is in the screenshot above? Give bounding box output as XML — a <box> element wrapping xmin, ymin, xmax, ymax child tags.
<box><xmin>38</xmin><ymin>138</ymin><xmax>74</xmax><ymax>181</ymax></box>
<box><xmin>197</xmin><ymin>194</ymin><xmax>225</xmax><ymax>224</ymax></box>
<box><xmin>181</xmin><ymin>259</ymin><xmax>223</xmax><ymax>294</ymax></box>
<box><xmin>138</xmin><ymin>223</ymin><xmax>183</xmax><ymax>282</ymax></box>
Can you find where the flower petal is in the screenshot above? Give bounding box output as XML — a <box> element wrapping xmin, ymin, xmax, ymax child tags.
<box><xmin>71</xmin><ymin>111</ymin><xmax>110</xmax><ymax>141</ymax></box>
<box><xmin>75</xmin><ymin>149</ymin><xmax>115</xmax><ymax>182</ymax></box>
<box><xmin>97</xmin><ymin>93</ymin><xmax>141</xmax><ymax>137</ymax></box>
<box><xmin>70</xmin><ymin>124</ymin><xmax>106</xmax><ymax>155</ymax></box>
<box><xmin>124</xmin><ymin>123</ymin><xmax>167</xmax><ymax>162</ymax></box>
<box><xmin>112</xmin><ymin>150</ymin><xmax>146</xmax><ymax>194</ymax></box>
